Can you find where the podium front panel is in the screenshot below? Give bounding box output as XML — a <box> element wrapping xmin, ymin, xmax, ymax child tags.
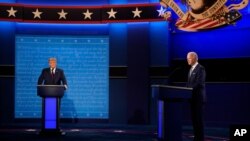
<box><xmin>44</xmin><ymin>98</ymin><xmax>57</xmax><ymax>129</ymax></box>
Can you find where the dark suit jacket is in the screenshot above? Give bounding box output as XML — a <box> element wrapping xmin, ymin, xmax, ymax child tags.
<box><xmin>37</xmin><ymin>68</ymin><xmax>67</xmax><ymax>85</ymax></box>
<box><xmin>187</xmin><ymin>64</ymin><xmax>206</xmax><ymax>103</ymax></box>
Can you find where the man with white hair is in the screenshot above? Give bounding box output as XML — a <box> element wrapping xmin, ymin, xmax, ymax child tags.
<box><xmin>187</xmin><ymin>51</ymin><xmax>206</xmax><ymax>141</ymax></box>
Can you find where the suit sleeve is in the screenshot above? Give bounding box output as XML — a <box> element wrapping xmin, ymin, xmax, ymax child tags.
<box><xmin>61</xmin><ymin>70</ymin><xmax>67</xmax><ymax>85</ymax></box>
<box><xmin>37</xmin><ymin>69</ymin><xmax>45</xmax><ymax>85</ymax></box>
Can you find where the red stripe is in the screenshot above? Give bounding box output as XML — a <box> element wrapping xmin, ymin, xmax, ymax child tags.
<box><xmin>175</xmin><ymin>19</ymin><xmax>183</xmax><ymax>26</ymax></box>
<box><xmin>23</xmin><ymin>4</ymin><xmax>102</xmax><ymax>9</ymax></box>
<box><xmin>190</xmin><ymin>19</ymin><xmax>214</xmax><ymax>28</ymax></box>
<box><xmin>102</xmin><ymin>3</ymin><xmax>159</xmax><ymax>8</ymax></box>
<box><xmin>181</xmin><ymin>20</ymin><xmax>200</xmax><ymax>28</ymax></box>
<box><xmin>203</xmin><ymin>20</ymin><xmax>223</xmax><ymax>29</ymax></box>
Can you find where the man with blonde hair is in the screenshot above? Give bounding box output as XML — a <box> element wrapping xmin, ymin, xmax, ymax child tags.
<box><xmin>38</xmin><ymin>57</ymin><xmax>67</xmax><ymax>89</ymax></box>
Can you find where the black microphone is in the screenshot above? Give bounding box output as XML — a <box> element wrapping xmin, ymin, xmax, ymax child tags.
<box><xmin>168</xmin><ymin>66</ymin><xmax>182</xmax><ymax>77</ymax></box>
<box><xmin>165</xmin><ymin>66</ymin><xmax>182</xmax><ymax>85</ymax></box>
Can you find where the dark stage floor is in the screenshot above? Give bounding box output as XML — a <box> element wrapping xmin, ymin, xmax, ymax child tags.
<box><xmin>0</xmin><ymin>124</ymin><xmax>229</xmax><ymax>141</ymax></box>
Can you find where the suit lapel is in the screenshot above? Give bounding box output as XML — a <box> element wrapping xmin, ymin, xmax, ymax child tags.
<box><xmin>46</xmin><ymin>68</ymin><xmax>53</xmax><ymax>79</ymax></box>
<box><xmin>54</xmin><ymin>69</ymin><xmax>59</xmax><ymax>80</ymax></box>
<box><xmin>191</xmin><ymin>64</ymin><xmax>199</xmax><ymax>78</ymax></box>
<box><xmin>189</xmin><ymin>64</ymin><xmax>199</xmax><ymax>81</ymax></box>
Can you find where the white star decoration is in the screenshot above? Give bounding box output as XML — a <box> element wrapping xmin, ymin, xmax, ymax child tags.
<box><xmin>107</xmin><ymin>8</ymin><xmax>117</xmax><ymax>19</ymax></box>
<box><xmin>157</xmin><ymin>6</ymin><xmax>166</xmax><ymax>17</ymax></box>
<box><xmin>7</xmin><ymin>7</ymin><xmax>17</xmax><ymax>17</ymax></box>
<box><xmin>83</xmin><ymin>9</ymin><xmax>93</xmax><ymax>20</ymax></box>
<box><xmin>58</xmin><ymin>9</ymin><xmax>68</xmax><ymax>19</ymax></box>
<box><xmin>4</xmin><ymin>5</ymin><xmax>163</xmax><ymax>22</ymax></box>
<box><xmin>32</xmin><ymin>9</ymin><xmax>43</xmax><ymax>19</ymax></box>
<box><xmin>132</xmin><ymin>7</ymin><xmax>142</xmax><ymax>18</ymax></box>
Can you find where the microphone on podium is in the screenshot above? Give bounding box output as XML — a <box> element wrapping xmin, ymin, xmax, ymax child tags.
<box><xmin>165</xmin><ymin>66</ymin><xmax>182</xmax><ymax>85</ymax></box>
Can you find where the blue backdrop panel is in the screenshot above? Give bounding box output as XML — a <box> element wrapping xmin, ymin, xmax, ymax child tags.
<box><xmin>15</xmin><ymin>35</ymin><xmax>109</xmax><ymax>119</ymax></box>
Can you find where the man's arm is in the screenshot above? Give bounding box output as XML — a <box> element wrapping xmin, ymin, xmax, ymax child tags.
<box><xmin>37</xmin><ymin>69</ymin><xmax>45</xmax><ymax>85</ymax></box>
<box><xmin>61</xmin><ymin>70</ymin><xmax>68</xmax><ymax>89</ymax></box>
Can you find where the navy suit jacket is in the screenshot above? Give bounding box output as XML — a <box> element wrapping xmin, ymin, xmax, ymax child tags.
<box><xmin>187</xmin><ymin>64</ymin><xmax>206</xmax><ymax>103</ymax></box>
<box><xmin>37</xmin><ymin>68</ymin><xmax>67</xmax><ymax>85</ymax></box>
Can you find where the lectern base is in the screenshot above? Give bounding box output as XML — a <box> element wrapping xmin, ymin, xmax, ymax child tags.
<box><xmin>39</xmin><ymin>129</ymin><xmax>65</xmax><ymax>136</ymax></box>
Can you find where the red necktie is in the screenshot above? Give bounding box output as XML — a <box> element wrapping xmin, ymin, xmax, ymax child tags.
<box><xmin>51</xmin><ymin>68</ymin><xmax>54</xmax><ymax>78</ymax></box>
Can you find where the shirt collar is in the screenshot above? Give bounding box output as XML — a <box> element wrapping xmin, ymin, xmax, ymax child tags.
<box><xmin>192</xmin><ymin>62</ymin><xmax>198</xmax><ymax>69</ymax></box>
<box><xmin>50</xmin><ymin>67</ymin><xmax>56</xmax><ymax>71</ymax></box>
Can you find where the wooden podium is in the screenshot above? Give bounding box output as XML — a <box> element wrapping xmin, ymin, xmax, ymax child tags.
<box><xmin>151</xmin><ymin>85</ymin><xmax>192</xmax><ymax>141</ymax></box>
<box><xmin>37</xmin><ymin>85</ymin><xmax>65</xmax><ymax>135</ymax></box>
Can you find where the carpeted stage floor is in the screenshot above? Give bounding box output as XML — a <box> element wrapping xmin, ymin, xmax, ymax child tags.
<box><xmin>0</xmin><ymin>124</ymin><xmax>229</xmax><ymax>141</ymax></box>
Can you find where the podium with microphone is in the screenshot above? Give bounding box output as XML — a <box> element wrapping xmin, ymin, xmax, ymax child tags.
<box><xmin>151</xmin><ymin>85</ymin><xmax>192</xmax><ymax>141</ymax></box>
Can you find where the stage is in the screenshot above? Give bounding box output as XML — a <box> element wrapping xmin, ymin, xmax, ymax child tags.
<box><xmin>0</xmin><ymin>124</ymin><xmax>229</xmax><ymax>141</ymax></box>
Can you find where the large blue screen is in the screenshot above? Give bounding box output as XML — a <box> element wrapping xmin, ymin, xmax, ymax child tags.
<box><xmin>15</xmin><ymin>35</ymin><xmax>109</xmax><ymax>119</ymax></box>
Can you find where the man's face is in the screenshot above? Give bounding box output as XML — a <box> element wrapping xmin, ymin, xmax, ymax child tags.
<box><xmin>187</xmin><ymin>0</ymin><xmax>204</xmax><ymax>11</ymax></box>
<box><xmin>187</xmin><ymin>54</ymin><xmax>196</xmax><ymax>66</ymax></box>
<box><xmin>49</xmin><ymin>60</ymin><xmax>57</xmax><ymax>68</ymax></box>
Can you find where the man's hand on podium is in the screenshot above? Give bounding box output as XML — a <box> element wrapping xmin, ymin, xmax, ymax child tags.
<box><xmin>64</xmin><ymin>85</ymin><xmax>68</xmax><ymax>90</ymax></box>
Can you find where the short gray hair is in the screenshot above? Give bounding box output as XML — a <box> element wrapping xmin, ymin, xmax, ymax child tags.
<box><xmin>188</xmin><ymin>52</ymin><xmax>198</xmax><ymax>61</ymax></box>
